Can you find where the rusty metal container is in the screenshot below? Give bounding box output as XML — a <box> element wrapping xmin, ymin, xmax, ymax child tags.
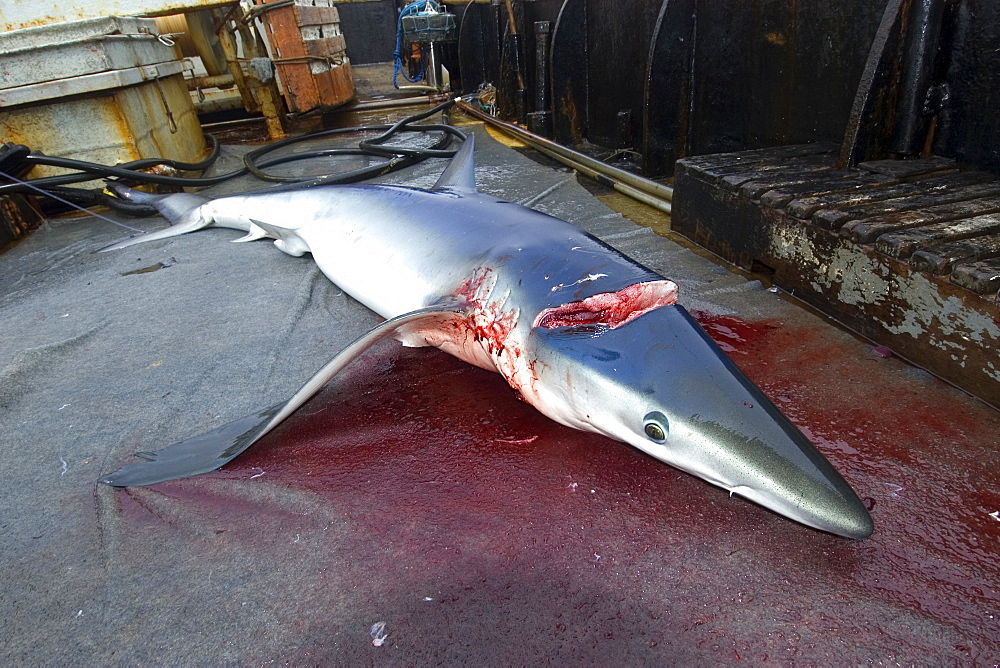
<box><xmin>0</xmin><ymin>1</ymin><xmax>236</xmax><ymax>32</ymax></box>
<box><xmin>256</xmin><ymin>0</ymin><xmax>355</xmax><ymax>113</ymax></box>
<box><xmin>0</xmin><ymin>17</ymin><xmax>206</xmax><ymax>180</ymax></box>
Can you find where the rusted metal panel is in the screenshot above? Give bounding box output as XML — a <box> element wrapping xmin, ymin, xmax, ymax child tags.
<box><xmin>258</xmin><ymin>0</ymin><xmax>354</xmax><ymax>113</ymax></box>
<box><xmin>674</xmin><ymin>146</ymin><xmax>1000</xmax><ymax>407</ymax></box>
<box><xmin>1</xmin><ymin>1</ymin><xmax>236</xmax><ymax>32</ymax></box>
<box><xmin>550</xmin><ymin>0</ymin><xmax>587</xmax><ymax>146</ymax></box>
<box><xmin>0</xmin><ymin>194</ymin><xmax>44</xmax><ymax>247</ymax></box>
<box><xmin>0</xmin><ymin>61</ymin><xmax>185</xmax><ymax>106</ymax></box>
<box><xmin>0</xmin><ymin>72</ymin><xmax>205</xmax><ymax>180</ymax></box>
<box><xmin>549</xmin><ymin>0</ymin><xmax>661</xmax><ymax>149</ymax></box>
<box><xmin>274</xmin><ymin>57</ymin><xmax>355</xmax><ymax>113</ymax></box>
<box><xmin>294</xmin><ymin>4</ymin><xmax>340</xmax><ymax>26</ymax></box>
<box><xmin>0</xmin><ymin>35</ymin><xmax>178</xmax><ymax>90</ymax></box>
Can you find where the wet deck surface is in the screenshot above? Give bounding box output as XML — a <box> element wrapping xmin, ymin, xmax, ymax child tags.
<box><xmin>0</xmin><ymin>125</ymin><xmax>997</xmax><ymax>663</ymax></box>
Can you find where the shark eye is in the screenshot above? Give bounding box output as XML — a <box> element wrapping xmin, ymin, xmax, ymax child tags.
<box><xmin>643</xmin><ymin>411</ymin><xmax>669</xmax><ymax>443</ymax></box>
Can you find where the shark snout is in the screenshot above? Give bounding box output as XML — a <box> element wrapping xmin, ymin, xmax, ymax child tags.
<box><xmin>671</xmin><ymin>410</ymin><xmax>874</xmax><ymax>539</ymax></box>
<box><xmin>729</xmin><ymin>457</ymin><xmax>874</xmax><ymax>539</ymax></box>
<box><xmin>563</xmin><ymin>304</ymin><xmax>875</xmax><ymax>538</ymax></box>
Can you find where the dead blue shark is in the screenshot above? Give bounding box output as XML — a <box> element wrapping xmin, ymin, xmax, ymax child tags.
<box><xmin>98</xmin><ymin>135</ymin><xmax>873</xmax><ymax>539</ymax></box>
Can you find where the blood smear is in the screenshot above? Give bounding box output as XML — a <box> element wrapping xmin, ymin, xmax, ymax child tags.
<box><xmin>532</xmin><ymin>280</ymin><xmax>678</xmax><ymax>329</ymax></box>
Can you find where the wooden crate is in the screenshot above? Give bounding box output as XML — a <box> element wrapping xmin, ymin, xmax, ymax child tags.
<box><xmin>258</xmin><ymin>0</ymin><xmax>355</xmax><ymax>113</ymax></box>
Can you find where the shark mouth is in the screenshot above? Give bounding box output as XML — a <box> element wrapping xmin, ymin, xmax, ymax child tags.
<box><xmin>532</xmin><ymin>280</ymin><xmax>679</xmax><ymax>330</ymax></box>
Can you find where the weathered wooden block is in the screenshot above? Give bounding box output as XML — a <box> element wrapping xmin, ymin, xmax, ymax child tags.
<box><xmin>674</xmin><ymin>145</ymin><xmax>1000</xmax><ymax>407</ymax></box>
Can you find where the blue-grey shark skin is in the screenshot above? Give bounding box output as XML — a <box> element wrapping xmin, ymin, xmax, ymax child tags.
<box><xmin>99</xmin><ymin>135</ymin><xmax>873</xmax><ymax>539</ymax></box>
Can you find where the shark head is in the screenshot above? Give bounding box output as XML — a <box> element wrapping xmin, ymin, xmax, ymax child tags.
<box><xmin>525</xmin><ymin>301</ymin><xmax>873</xmax><ymax>539</ymax></box>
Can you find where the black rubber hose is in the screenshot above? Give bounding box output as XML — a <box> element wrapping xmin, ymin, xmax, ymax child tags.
<box><xmin>0</xmin><ymin>135</ymin><xmax>223</xmax><ymax>196</ymax></box>
<box><xmin>242</xmin><ymin>122</ymin><xmax>464</xmax><ymax>184</ymax></box>
<box><xmin>0</xmin><ymin>98</ymin><xmax>462</xmax><ymax>207</ymax></box>
<box><xmin>239</xmin><ymin>98</ymin><xmax>461</xmax><ymax>182</ymax></box>
<box><xmin>28</xmin><ymin>185</ymin><xmax>164</xmax><ymax>217</ymax></box>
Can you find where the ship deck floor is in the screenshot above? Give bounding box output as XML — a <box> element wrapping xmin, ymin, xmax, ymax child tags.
<box><xmin>0</xmin><ymin>122</ymin><xmax>996</xmax><ymax>664</ymax></box>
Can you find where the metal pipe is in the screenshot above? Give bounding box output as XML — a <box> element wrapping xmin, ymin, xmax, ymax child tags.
<box><xmin>344</xmin><ymin>96</ymin><xmax>440</xmax><ymax>112</ymax></box>
<box><xmin>187</xmin><ymin>73</ymin><xmax>236</xmax><ymax>90</ymax></box>
<box><xmin>890</xmin><ymin>0</ymin><xmax>946</xmax><ymax>156</ymax></box>
<box><xmin>533</xmin><ymin>21</ymin><xmax>551</xmax><ymax>112</ymax></box>
<box><xmin>397</xmin><ymin>84</ymin><xmax>441</xmax><ymax>93</ymax></box>
<box><xmin>456</xmin><ymin>97</ymin><xmax>674</xmax><ymax>203</ymax></box>
<box><xmin>526</xmin><ymin>138</ymin><xmax>670</xmax><ymax>214</ymax></box>
<box><xmin>425</xmin><ymin>41</ymin><xmax>441</xmax><ymax>91</ymax></box>
<box><xmin>527</xmin><ymin>21</ymin><xmax>553</xmax><ymax>137</ymax></box>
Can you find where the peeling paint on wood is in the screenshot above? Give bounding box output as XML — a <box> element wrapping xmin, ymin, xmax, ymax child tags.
<box><xmin>674</xmin><ymin>145</ymin><xmax>1000</xmax><ymax>406</ymax></box>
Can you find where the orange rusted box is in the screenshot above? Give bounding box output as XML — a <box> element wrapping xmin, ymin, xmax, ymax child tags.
<box><xmin>257</xmin><ymin>0</ymin><xmax>355</xmax><ymax>113</ymax></box>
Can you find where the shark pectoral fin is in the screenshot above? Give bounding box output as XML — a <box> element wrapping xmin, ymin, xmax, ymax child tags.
<box><xmin>99</xmin><ymin>304</ymin><xmax>466</xmax><ymax>487</ymax></box>
<box><xmin>98</xmin><ymin>404</ymin><xmax>283</xmax><ymax>487</ymax></box>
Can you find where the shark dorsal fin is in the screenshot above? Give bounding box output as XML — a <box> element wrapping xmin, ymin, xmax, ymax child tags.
<box><xmin>432</xmin><ymin>134</ymin><xmax>477</xmax><ymax>192</ymax></box>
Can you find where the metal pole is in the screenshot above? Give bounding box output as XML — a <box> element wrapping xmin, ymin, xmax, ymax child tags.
<box><xmin>456</xmin><ymin>98</ymin><xmax>672</xmax><ymax>214</ymax></box>
<box><xmin>456</xmin><ymin>98</ymin><xmax>673</xmax><ymax>203</ymax></box>
<box><xmin>527</xmin><ymin>21</ymin><xmax>553</xmax><ymax>137</ymax></box>
<box><xmin>890</xmin><ymin>0</ymin><xmax>946</xmax><ymax>156</ymax></box>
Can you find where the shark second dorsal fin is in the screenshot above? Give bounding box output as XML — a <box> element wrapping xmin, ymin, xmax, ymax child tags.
<box><xmin>432</xmin><ymin>134</ymin><xmax>477</xmax><ymax>192</ymax></box>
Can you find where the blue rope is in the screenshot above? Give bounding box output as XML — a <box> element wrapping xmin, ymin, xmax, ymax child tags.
<box><xmin>392</xmin><ymin>0</ymin><xmax>440</xmax><ymax>88</ymax></box>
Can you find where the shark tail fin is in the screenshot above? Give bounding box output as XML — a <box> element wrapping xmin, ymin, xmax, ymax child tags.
<box><xmin>432</xmin><ymin>134</ymin><xmax>477</xmax><ymax>192</ymax></box>
<box><xmin>99</xmin><ymin>183</ymin><xmax>212</xmax><ymax>252</ymax></box>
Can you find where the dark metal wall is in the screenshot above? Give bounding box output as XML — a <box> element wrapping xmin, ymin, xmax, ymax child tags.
<box><xmin>932</xmin><ymin>0</ymin><xmax>1000</xmax><ymax>174</ymax></box>
<box><xmin>457</xmin><ymin>0</ymin><xmax>564</xmax><ymax>109</ymax></box>
<box><xmin>338</xmin><ymin>0</ymin><xmax>1000</xmax><ymax>177</ymax></box>
<box><xmin>584</xmin><ymin>0</ymin><xmax>663</xmax><ymax>150</ymax></box>
<box><xmin>547</xmin><ymin>0</ymin><xmax>663</xmax><ymax>149</ymax></box>
<box><xmin>335</xmin><ymin>0</ymin><xmax>400</xmax><ymax>65</ymax></box>
<box><xmin>642</xmin><ymin>0</ymin><xmax>887</xmax><ymax>174</ymax></box>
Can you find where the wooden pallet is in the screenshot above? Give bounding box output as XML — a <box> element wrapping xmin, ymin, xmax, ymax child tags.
<box><xmin>257</xmin><ymin>0</ymin><xmax>354</xmax><ymax>114</ymax></box>
<box><xmin>673</xmin><ymin>144</ymin><xmax>1000</xmax><ymax>407</ymax></box>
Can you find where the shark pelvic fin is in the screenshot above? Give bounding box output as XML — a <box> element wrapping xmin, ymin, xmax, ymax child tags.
<box><xmin>248</xmin><ymin>218</ymin><xmax>310</xmax><ymax>257</ymax></box>
<box><xmin>432</xmin><ymin>134</ymin><xmax>477</xmax><ymax>192</ymax></box>
<box><xmin>231</xmin><ymin>223</ymin><xmax>272</xmax><ymax>243</ymax></box>
<box><xmin>99</xmin><ymin>303</ymin><xmax>466</xmax><ymax>486</ymax></box>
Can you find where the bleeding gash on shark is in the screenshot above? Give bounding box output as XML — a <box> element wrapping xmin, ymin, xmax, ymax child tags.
<box><xmin>98</xmin><ymin>134</ymin><xmax>873</xmax><ymax>539</ymax></box>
